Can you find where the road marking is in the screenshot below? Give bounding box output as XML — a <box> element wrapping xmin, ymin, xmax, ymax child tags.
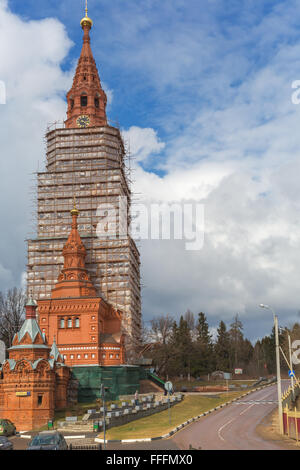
<box><xmin>218</xmin><ymin>401</ymin><xmax>256</xmax><ymax>441</ymax></box>
<box><xmin>217</xmin><ymin>418</ymin><xmax>236</xmax><ymax>442</ymax></box>
<box><xmin>233</xmin><ymin>400</ymin><xmax>277</xmax><ymax>405</ymax></box>
<box><xmin>239</xmin><ymin>403</ymin><xmax>255</xmax><ymax>416</ymax></box>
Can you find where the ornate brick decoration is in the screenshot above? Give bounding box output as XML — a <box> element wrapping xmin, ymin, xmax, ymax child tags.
<box><xmin>0</xmin><ymin>300</ymin><xmax>70</xmax><ymax>431</ymax></box>
<box><xmin>65</xmin><ymin>10</ymin><xmax>107</xmax><ymax>129</ymax></box>
<box><xmin>37</xmin><ymin>207</ymin><xmax>126</xmax><ymax>367</ymax></box>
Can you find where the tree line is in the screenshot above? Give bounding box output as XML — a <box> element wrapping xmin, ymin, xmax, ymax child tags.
<box><xmin>142</xmin><ymin>310</ymin><xmax>298</xmax><ymax>379</ymax></box>
<box><xmin>0</xmin><ymin>287</ymin><xmax>299</xmax><ymax>379</ymax></box>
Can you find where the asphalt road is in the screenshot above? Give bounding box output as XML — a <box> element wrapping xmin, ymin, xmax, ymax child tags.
<box><xmin>172</xmin><ymin>382</ymin><xmax>290</xmax><ymax>450</ymax></box>
<box><xmin>7</xmin><ymin>382</ymin><xmax>290</xmax><ymax>451</ymax></box>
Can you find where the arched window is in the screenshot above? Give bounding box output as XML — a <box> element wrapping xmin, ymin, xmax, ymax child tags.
<box><xmin>70</xmin><ymin>99</ymin><xmax>74</xmax><ymax>110</ymax></box>
<box><xmin>60</xmin><ymin>318</ymin><xmax>65</xmax><ymax>328</ymax></box>
<box><xmin>68</xmin><ymin>318</ymin><xmax>72</xmax><ymax>328</ymax></box>
<box><xmin>94</xmin><ymin>97</ymin><xmax>99</xmax><ymax>108</ymax></box>
<box><xmin>75</xmin><ymin>318</ymin><xmax>80</xmax><ymax>328</ymax></box>
<box><xmin>81</xmin><ymin>95</ymin><xmax>87</xmax><ymax>107</ymax></box>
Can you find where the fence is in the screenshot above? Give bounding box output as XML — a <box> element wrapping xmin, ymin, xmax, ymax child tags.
<box><xmin>282</xmin><ymin>383</ymin><xmax>300</xmax><ymax>440</ymax></box>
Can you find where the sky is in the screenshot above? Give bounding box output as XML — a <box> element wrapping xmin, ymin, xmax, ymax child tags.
<box><xmin>1</xmin><ymin>0</ymin><xmax>300</xmax><ymax>343</ymax></box>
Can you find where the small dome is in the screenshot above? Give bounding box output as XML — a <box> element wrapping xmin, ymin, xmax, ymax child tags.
<box><xmin>25</xmin><ymin>296</ymin><xmax>37</xmax><ymax>307</ymax></box>
<box><xmin>80</xmin><ymin>15</ymin><xmax>93</xmax><ymax>29</ymax></box>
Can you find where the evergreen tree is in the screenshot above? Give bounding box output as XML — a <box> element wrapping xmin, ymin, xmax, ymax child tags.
<box><xmin>229</xmin><ymin>314</ymin><xmax>244</xmax><ymax>369</ymax></box>
<box><xmin>168</xmin><ymin>316</ymin><xmax>195</xmax><ymax>378</ymax></box>
<box><xmin>214</xmin><ymin>320</ymin><xmax>231</xmax><ymax>371</ymax></box>
<box><xmin>194</xmin><ymin>312</ymin><xmax>215</xmax><ymax>375</ymax></box>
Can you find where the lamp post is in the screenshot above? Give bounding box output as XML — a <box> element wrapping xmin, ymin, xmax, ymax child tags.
<box><xmin>287</xmin><ymin>333</ymin><xmax>295</xmax><ymax>400</ymax></box>
<box><xmin>100</xmin><ymin>384</ymin><xmax>107</xmax><ymax>449</ymax></box>
<box><xmin>259</xmin><ymin>304</ymin><xmax>283</xmax><ymax>434</ymax></box>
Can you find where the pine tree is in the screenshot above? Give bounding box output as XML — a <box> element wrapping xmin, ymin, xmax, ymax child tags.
<box><xmin>214</xmin><ymin>320</ymin><xmax>230</xmax><ymax>371</ymax></box>
<box><xmin>168</xmin><ymin>316</ymin><xmax>194</xmax><ymax>378</ymax></box>
<box><xmin>194</xmin><ymin>312</ymin><xmax>215</xmax><ymax>375</ymax></box>
<box><xmin>229</xmin><ymin>314</ymin><xmax>244</xmax><ymax>369</ymax></box>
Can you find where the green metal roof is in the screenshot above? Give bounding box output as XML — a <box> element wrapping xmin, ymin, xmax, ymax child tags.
<box><xmin>16</xmin><ymin>318</ymin><xmax>46</xmax><ymax>345</ymax></box>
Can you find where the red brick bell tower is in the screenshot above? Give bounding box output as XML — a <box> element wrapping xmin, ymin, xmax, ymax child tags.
<box><xmin>64</xmin><ymin>2</ymin><xmax>107</xmax><ymax>129</ymax></box>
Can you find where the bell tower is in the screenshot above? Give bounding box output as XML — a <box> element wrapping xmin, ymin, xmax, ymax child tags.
<box><xmin>27</xmin><ymin>2</ymin><xmax>142</xmax><ymax>361</ymax></box>
<box><xmin>65</xmin><ymin>3</ymin><xmax>107</xmax><ymax>128</ymax></box>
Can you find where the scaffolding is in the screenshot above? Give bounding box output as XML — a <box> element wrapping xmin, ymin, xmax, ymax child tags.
<box><xmin>27</xmin><ymin>124</ymin><xmax>142</xmax><ymax>358</ymax></box>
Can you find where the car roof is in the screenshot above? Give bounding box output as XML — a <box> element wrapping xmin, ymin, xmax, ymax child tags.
<box><xmin>39</xmin><ymin>431</ymin><xmax>60</xmax><ymax>435</ymax></box>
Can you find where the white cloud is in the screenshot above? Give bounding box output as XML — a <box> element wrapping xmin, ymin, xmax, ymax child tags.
<box><xmin>125</xmin><ymin>28</ymin><xmax>300</xmax><ymax>337</ymax></box>
<box><xmin>122</xmin><ymin>126</ymin><xmax>165</xmax><ymax>163</ymax></box>
<box><xmin>3</xmin><ymin>0</ymin><xmax>300</xmax><ymax>342</ymax></box>
<box><xmin>0</xmin><ymin>2</ymin><xmax>73</xmax><ymax>290</ymax></box>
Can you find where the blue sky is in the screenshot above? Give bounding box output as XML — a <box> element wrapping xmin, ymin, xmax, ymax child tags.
<box><xmin>2</xmin><ymin>0</ymin><xmax>300</xmax><ymax>343</ymax></box>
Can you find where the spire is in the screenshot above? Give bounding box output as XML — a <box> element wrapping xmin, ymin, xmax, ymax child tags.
<box><xmin>65</xmin><ymin>2</ymin><xmax>107</xmax><ymax>129</ymax></box>
<box><xmin>63</xmin><ymin>205</ymin><xmax>86</xmax><ymax>270</ymax></box>
<box><xmin>10</xmin><ymin>295</ymin><xmax>47</xmax><ymax>350</ymax></box>
<box><xmin>25</xmin><ymin>294</ymin><xmax>38</xmax><ymax>320</ymax></box>
<box><xmin>51</xmin><ymin>205</ymin><xmax>97</xmax><ymax>298</ymax></box>
<box><xmin>50</xmin><ymin>337</ymin><xmax>64</xmax><ymax>363</ymax></box>
<box><xmin>80</xmin><ymin>0</ymin><xmax>93</xmax><ymax>29</ymax></box>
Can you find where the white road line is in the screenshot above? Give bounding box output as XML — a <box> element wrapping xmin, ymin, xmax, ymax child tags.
<box><xmin>218</xmin><ymin>401</ymin><xmax>256</xmax><ymax>441</ymax></box>
<box><xmin>217</xmin><ymin>418</ymin><xmax>236</xmax><ymax>442</ymax></box>
<box><xmin>239</xmin><ymin>403</ymin><xmax>255</xmax><ymax>416</ymax></box>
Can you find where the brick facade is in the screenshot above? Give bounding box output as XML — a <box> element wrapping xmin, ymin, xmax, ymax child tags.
<box><xmin>37</xmin><ymin>207</ymin><xmax>126</xmax><ymax>367</ymax></box>
<box><xmin>0</xmin><ymin>301</ymin><xmax>70</xmax><ymax>431</ymax></box>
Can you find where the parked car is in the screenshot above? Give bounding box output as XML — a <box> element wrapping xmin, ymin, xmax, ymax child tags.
<box><xmin>0</xmin><ymin>419</ymin><xmax>16</xmax><ymax>437</ymax></box>
<box><xmin>27</xmin><ymin>431</ymin><xmax>68</xmax><ymax>450</ymax></box>
<box><xmin>0</xmin><ymin>436</ymin><xmax>13</xmax><ymax>450</ymax></box>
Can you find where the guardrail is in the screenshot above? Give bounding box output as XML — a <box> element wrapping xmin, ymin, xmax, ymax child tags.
<box><xmin>281</xmin><ymin>383</ymin><xmax>300</xmax><ymax>409</ymax></box>
<box><xmin>147</xmin><ymin>372</ymin><xmax>165</xmax><ymax>390</ymax></box>
<box><xmin>282</xmin><ymin>383</ymin><xmax>300</xmax><ymax>439</ymax></box>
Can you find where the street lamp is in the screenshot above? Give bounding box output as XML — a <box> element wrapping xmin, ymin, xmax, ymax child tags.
<box><xmin>287</xmin><ymin>333</ymin><xmax>295</xmax><ymax>400</ymax></box>
<box><xmin>259</xmin><ymin>304</ymin><xmax>283</xmax><ymax>435</ymax></box>
<box><xmin>100</xmin><ymin>384</ymin><xmax>109</xmax><ymax>449</ymax></box>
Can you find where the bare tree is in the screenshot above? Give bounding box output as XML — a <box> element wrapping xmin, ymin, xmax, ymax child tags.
<box><xmin>145</xmin><ymin>314</ymin><xmax>175</xmax><ymax>376</ymax></box>
<box><xmin>184</xmin><ymin>309</ymin><xmax>196</xmax><ymax>339</ymax></box>
<box><xmin>0</xmin><ymin>288</ymin><xmax>26</xmax><ymax>349</ymax></box>
<box><xmin>150</xmin><ymin>314</ymin><xmax>174</xmax><ymax>345</ymax></box>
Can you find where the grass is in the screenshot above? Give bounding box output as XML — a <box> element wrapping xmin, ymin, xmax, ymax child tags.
<box><xmin>97</xmin><ymin>389</ymin><xmax>253</xmax><ymax>440</ymax></box>
<box><xmin>173</xmin><ymin>379</ymin><xmax>256</xmax><ymax>390</ymax></box>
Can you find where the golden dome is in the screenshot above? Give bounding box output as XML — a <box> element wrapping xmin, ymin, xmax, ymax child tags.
<box><xmin>71</xmin><ymin>207</ymin><xmax>79</xmax><ymax>216</ymax></box>
<box><xmin>80</xmin><ymin>1</ymin><xmax>93</xmax><ymax>28</ymax></box>
<box><xmin>71</xmin><ymin>196</ymin><xmax>79</xmax><ymax>216</ymax></box>
<box><xmin>80</xmin><ymin>15</ymin><xmax>93</xmax><ymax>29</ymax></box>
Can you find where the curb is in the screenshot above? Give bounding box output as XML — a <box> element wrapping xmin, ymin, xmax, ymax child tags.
<box><xmin>94</xmin><ymin>382</ymin><xmax>275</xmax><ymax>444</ymax></box>
<box><xmin>20</xmin><ymin>433</ymin><xmax>87</xmax><ymax>440</ymax></box>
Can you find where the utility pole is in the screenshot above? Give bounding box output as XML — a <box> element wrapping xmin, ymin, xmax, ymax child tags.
<box><xmin>100</xmin><ymin>384</ymin><xmax>106</xmax><ymax>450</ymax></box>
<box><xmin>288</xmin><ymin>334</ymin><xmax>295</xmax><ymax>400</ymax></box>
<box><xmin>274</xmin><ymin>315</ymin><xmax>284</xmax><ymax>435</ymax></box>
<box><xmin>259</xmin><ymin>304</ymin><xmax>283</xmax><ymax>435</ymax></box>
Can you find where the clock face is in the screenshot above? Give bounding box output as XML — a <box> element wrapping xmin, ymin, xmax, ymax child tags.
<box><xmin>77</xmin><ymin>115</ymin><xmax>90</xmax><ymax>128</ymax></box>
